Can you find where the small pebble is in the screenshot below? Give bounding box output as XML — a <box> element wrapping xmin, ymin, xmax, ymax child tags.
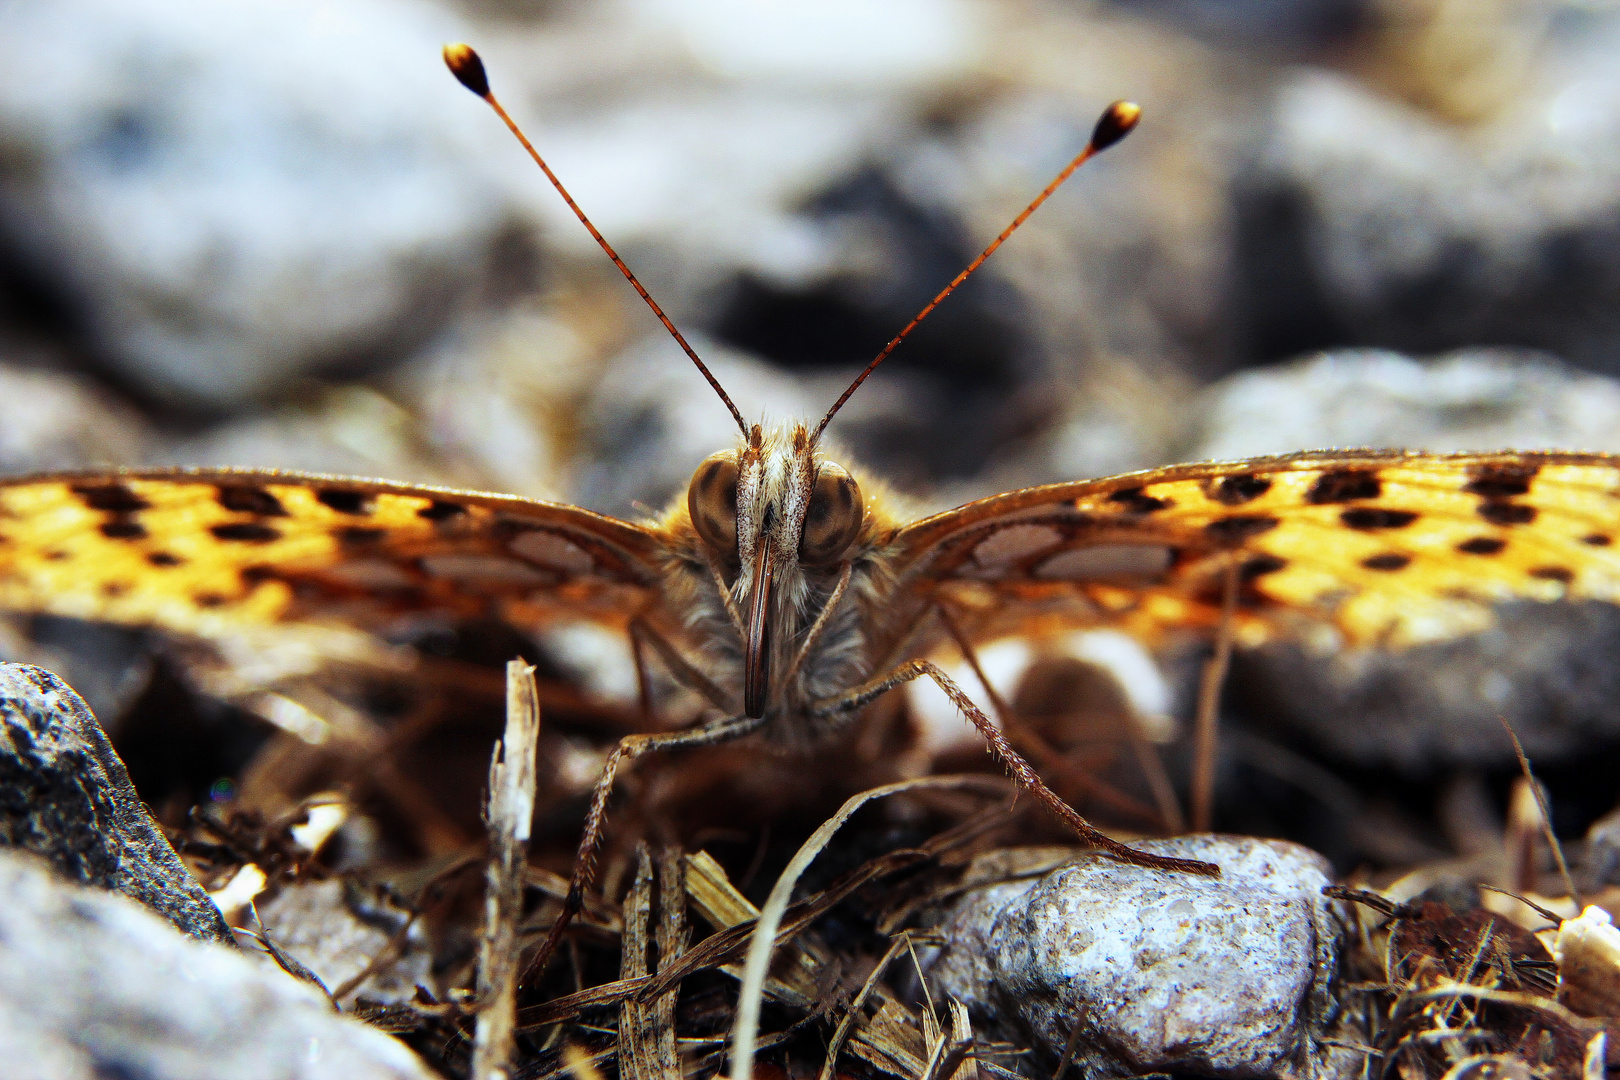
<box><xmin>0</xmin><ymin>849</ymin><xmax>434</xmax><ymax>1080</ymax></box>
<box><xmin>927</xmin><ymin>835</ymin><xmax>1351</xmax><ymax>1080</ymax></box>
<box><xmin>0</xmin><ymin>663</ymin><xmax>232</xmax><ymax>944</ymax></box>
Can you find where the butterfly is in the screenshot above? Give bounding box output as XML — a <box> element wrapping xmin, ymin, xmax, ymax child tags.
<box><xmin>6</xmin><ymin>44</ymin><xmax>1620</xmax><ymax>982</ymax></box>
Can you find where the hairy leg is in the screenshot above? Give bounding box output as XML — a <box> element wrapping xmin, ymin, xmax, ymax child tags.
<box><xmin>522</xmin><ymin>712</ymin><xmax>768</xmax><ymax>985</ymax></box>
<box><xmin>809</xmin><ymin>661</ymin><xmax>1217</xmax><ymax>877</ymax></box>
<box><xmin>782</xmin><ymin>561</ymin><xmax>853</xmax><ymax>688</ymax></box>
<box><xmin>628</xmin><ymin>615</ymin><xmax>732</xmax><ymax>714</ymax></box>
<box><xmin>933</xmin><ymin>604</ymin><xmax>1164</xmax><ymax>830</ymax></box>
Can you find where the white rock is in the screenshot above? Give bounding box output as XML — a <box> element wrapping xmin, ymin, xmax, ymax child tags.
<box><xmin>1250</xmin><ymin>64</ymin><xmax>1620</xmax><ymax>371</ymax></box>
<box><xmin>0</xmin><ymin>0</ymin><xmax>523</xmax><ymax>408</ymax></box>
<box><xmin>928</xmin><ymin>835</ymin><xmax>1349</xmax><ymax>1080</ymax></box>
<box><xmin>0</xmin><ymin>849</ymin><xmax>435</xmax><ymax>1079</ymax></box>
<box><xmin>1194</xmin><ymin>348</ymin><xmax>1620</xmax><ymax>462</ymax></box>
<box><xmin>0</xmin><ymin>359</ymin><xmax>151</xmax><ymax>472</ymax></box>
<box><xmin>906</xmin><ymin>630</ymin><xmax>1177</xmax><ymax>761</ymax></box>
<box><xmin>1555</xmin><ymin>906</ymin><xmax>1620</xmax><ymax>1019</ymax></box>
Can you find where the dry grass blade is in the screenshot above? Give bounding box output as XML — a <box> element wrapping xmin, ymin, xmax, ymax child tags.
<box><xmin>846</xmin><ymin>999</ymin><xmax>931</xmax><ymax>1079</ymax></box>
<box><xmin>517</xmin><ymin>977</ymin><xmax>654</xmax><ymax>1029</ymax></box>
<box><xmin>728</xmin><ymin>774</ymin><xmax>1012</xmax><ymax>1080</ymax></box>
<box><xmin>1499</xmin><ymin>717</ymin><xmax>1582</xmax><ymax>909</ymax></box>
<box><xmin>1190</xmin><ymin>553</ymin><xmax>1237</xmax><ymax>832</ymax></box>
<box><xmin>642</xmin><ymin>847</ymin><xmax>928</xmax><ymax>1006</ymax></box>
<box><xmin>918</xmin><ymin>1000</ymin><xmax>976</xmax><ymax>1080</ymax></box>
<box><xmin>817</xmin><ymin>933</ymin><xmax>913</xmax><ymax>1080</ymax></box>
<box><xmin>472</xmin><ymin>660</ymin><xmax>542</xmax><ymax>1080</ymax></box>
<box><xmin>618</xmin><ymin>846</ymin><xmax>681</xmax><ymax>1080</ymax></box>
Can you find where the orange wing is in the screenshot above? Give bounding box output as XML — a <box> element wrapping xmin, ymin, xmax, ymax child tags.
<box><xmin>891</xmin><ymin>450</ymin><xmax>1620</xmax><ymax>650</ymax></box>
<box><xmin>0</xmin><ymin>469</ymin><xmax>666</xmax><ymax>648</ymax></box>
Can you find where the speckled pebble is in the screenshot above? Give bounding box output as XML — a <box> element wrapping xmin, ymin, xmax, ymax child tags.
<box><xmin>927</xmin><ymin>835</ymin><xmax>1351</xmax><ymax>1080</ymax></box>
<box><xmin>0</xmin><ymin>849</ymin><xmax>434</xmax><ymax>1080</ymax></box>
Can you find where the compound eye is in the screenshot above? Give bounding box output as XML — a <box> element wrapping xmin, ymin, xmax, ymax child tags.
<box><xmin>799</xmin><ymin>462</ymin><xmax>863</xmax><ymax>566</ymax></box>
<box><xmin>688</xmin><ymin>452</ymin><xmax>740</xmax><ymax>555</ymax></box>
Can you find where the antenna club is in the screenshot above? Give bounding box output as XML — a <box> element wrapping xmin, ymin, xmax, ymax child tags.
<box><xmin>443</xmin><ymin>43</ymin><xmax>491</xmax><ymax>98</ymax></box>
<box><xmin>1089</xmin><ymin>101</ymin><xmax>1141</xmax><ymax>152</ymax></box>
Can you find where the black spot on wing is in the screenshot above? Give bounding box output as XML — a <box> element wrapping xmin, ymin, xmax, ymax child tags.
<box><xmin>147</xmin><ymin>552</ymin><xmax>183</xmax><ymax>567</ymax></box>
<box><xmin>317</xmin><ymin>489</ymin><xmax>375</xmax><ymax>515</ymax></box>
<box><xmin>1530</xmin><ymin>566</ymin><xmax>1574</xmax><ymax>584</ymax></box>
<box><xmin>1362</xmin><ymin>552</ymin><xmax>1412</xmax><ymax>571</ymax></box>
<box><xmin>418</xmin><ymin>500</ymin><xmax>467</xmax><ymax>521</ymax></box>
<box><xmin>1209</xmin><ymin>474</ymin><xmax>1271</xmax><ymax>506</ymax></box>
<box><xmin>1464</xmin><ymin>463</ymin><xmax>1538</xmax><ymax>498</ymax></box>
<box><xmin>1307</xmin><ymin>469</ymin><xmax>1380</xmax><ymax>504</ymax></box>
<box><xmin>1457</xmin><ymin>536</ymin><xmax>1505</xmax><ymax>556</ymax></box>
<box><xmin>217</xmin><ymin>485</ymin><xmax>288</xmax><ymax>516</ymax></box>
<box><xmin>194</xmin><ymin>592</ymin><xmax>227</xmax><ymax>608</ymax></box>
<box><xmin>1340</xmin><ymin>507</ymin><xmax>1419</xmax><ymax>530</ymax></box>
<box><xmin>211</xmin><ymin>522</ymin><xmax>282</xmax><ymax>543</ymax></box>
<box><xmin>1240</xmin><ymin>553</ymin><xmax>1287</xmax><ymax>580</ymax></box>
<box><xmin>101</xmin><ymin>581</ymin><xmax>127</xmax><ymax>598</ymax></box>
<box><xmin>72</xmin><ymin>483</ymin><xmax>149</xmax><ymax>513</ymax></box>
<box><xmin>1205</xmin><ymin>515</ymin><xmax>1279</xmax><ymax>545</ymax></box>
<box><xmin>1584</xmin><ymin>533</ymin><xmax>1612</xmax><ymax>547</ymax></box>
<box><xmin>1477</xmin><ymin>502</ymin><xmax>1536</xmax><ymax>526</ymax></box>
<box><xmin>1109</xmin><ymin>487</ymin><xmax>1171</xmax><ymax>514</ymax></box>
<box><xmin>99</xmin><ymin>520</ymin><xmax>147</xmax><ymax>540</ymax></box>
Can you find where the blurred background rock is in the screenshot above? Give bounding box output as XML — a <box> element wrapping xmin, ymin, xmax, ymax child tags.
<box><xmin>6</xmin><ymin>0</ymin><xmax>1620</xmax><ymax>858</ymax></box>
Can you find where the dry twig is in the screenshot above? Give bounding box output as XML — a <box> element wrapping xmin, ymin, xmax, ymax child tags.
<box><xmin>472</xmin><ymin>661</ymin><xmax>542</xmax><ymax>1080</ymax></box>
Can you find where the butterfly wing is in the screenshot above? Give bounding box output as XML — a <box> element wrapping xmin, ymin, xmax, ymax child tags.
<box><xmin>890</xmin><ymin>450</ymin><xmax>1620</xmax><ymax>650</ymax></box>
<box><xmin>0</xmin><ymin>469</ymin><xmax>666</xmax><ymax>647</ymax></box>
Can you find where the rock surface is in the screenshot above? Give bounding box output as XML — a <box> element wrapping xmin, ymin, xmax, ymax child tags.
<box><xmin>0</xmin><ymin>662</ymin><xmax>232</xmax><ymax>944</ymax></box>
<box><xmin>1242</xmin><ymin>62</ymin><xmax>1620</xmax><ymax>371</ymax></box>
<box><xmin>928</xmin><ymin>836</ymin><xmax>1348</xmax><ymax>1080</ymax></box>
<box><xmin>1193</xmin><ymin>348</ymin><xmax>1620</xmax><ymax>462</ymax></box>
<box><xmin>0</xmin><ymin>849</ymin><xmax>434</xmax><ymax>1080</ymax></box>
<box><xmin>0</xmin><ymin>0</ymin><xmax>525</xmax><ymax>408</ymax></box>
<box><xmin>0</xmin><ymin>358</ymin><xmax>152</xmax><ymax>472</ymax></box>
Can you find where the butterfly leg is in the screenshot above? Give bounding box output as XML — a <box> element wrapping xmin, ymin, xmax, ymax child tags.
<box><xmin>523</xmin><ymin>711</ymin><xmax>768</xmax><ymax>985</ymax></box>
<box><xmin>782</xmin><ymin>561</ymin><xmax>853</xmax><ymax>687</ymax></box>
<box><xmin>932</xmin><ymin>604</ymin><xmax>1168</xmax><ymax>831</ymax></box>
<box><xmin>808</xmin><ymin>661</ymin><xmax>1217</xmax><ymax>877</ymax></box>
<box><xmin>628</xmin><ymin>616</ymin><xmax>733</xmax><ymax>715</ymax></box>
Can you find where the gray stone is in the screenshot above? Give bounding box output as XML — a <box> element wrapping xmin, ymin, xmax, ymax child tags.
<box><xmin>928</xmin><ymin>836</ymin><xmax>1349</xmax><ymax>1080</ymax></box>
<box><xmin>1242</xmin><ymin>61</ymin><xmax>1620</xmax><ymax>371</ymax></box>
<box><xmin>0</xmin><ymin>358</ymin><xmax>152</xmax><ymax>473</ymax></box>
<box><xmin>1236</xmin><ymin>600</ymin><xmax>1620</xmax><ymax>769</ymax></box>
<box><xmin>0</xmin><ymin>0</ymin><xmax>526</xmax><ymax>408</ymax></box>
<box><xmin>0</xmin><ymin>662</ymin><xmax>232</xmax><ymax>944</ymax></box>
<box><xmin>0</xmin><ymin>849</ymin><xmax>435</xmax><ymax>1080</ymax></box>
<box><xmin>573</xmin><ymin>333</ymin><xmax>827</xmax><ymax>516</ymax></box>
<box><xmin>1192</xmin><ymin>348</ymin><xmax>1620</xmax><ymax>462</ymax></box>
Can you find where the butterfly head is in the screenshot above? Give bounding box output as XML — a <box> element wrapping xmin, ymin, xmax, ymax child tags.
<box><xmin>685</xmin><ymin>421</ymin><xmax>867</xmax><ymax>718</ymax></box>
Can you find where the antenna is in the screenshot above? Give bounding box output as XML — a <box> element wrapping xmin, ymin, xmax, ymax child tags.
<box><xmin>813</xmin><ymin>100</ymin><xmax>1142</xmax><ymax>442</ymax></box>
<box><xmin>443</xmin><ymin>43</ymin><xmax>749</xmax><ymax>437</ymax></box>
